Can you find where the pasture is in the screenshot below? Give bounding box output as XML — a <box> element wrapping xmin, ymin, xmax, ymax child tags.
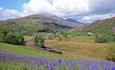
<box><xmin>25</xmin><ymin>35</ymin><xmax>115</xmax><ymax>60</ymax></box>
<box><xmin>44</xmin><ymin>35</ymin><xmax>114</xmax><ymax>60</ymax></box>
<box><xmin>0</xmin><ymin>43</ymin><xmax>79</xmax><ymax>60</ymax></box>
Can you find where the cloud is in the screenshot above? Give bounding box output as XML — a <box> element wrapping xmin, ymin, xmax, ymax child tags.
<box><xmin>0</xmin><ymin>0</ymin><xmax>115</xmax><ymax>22</ymax></box>
<box><xmin>22</xmin><ymin>0</ymin><xmax>52</xmax><ymax>16</ymax></box>
<box><xmin>22</xmin><ymin>0</ymin><xmax>90</xmax><ymax>17</ymax></box>
<box><xmin>78</xmin><ymin>14</ymin><xmax>115</xmax><ymax>23</ymax></box>
<box><xmin>88</xmin><ymin>0</ymin><xmax>115</xmax><ymax>15</ymax></box>
<box><xmin>0</xmin><ymin>7</ymin><xmax>23</xmax><ymax>20</ymax></box>
<box><xmin>22</xmin><ymin>0</ymin><xmax>115</xmax><ymax>16</ymax></box>
<box><xmin>52</xmin><ymin>0</ymin><xmax>89</xmax><ymax>17</ymax></box>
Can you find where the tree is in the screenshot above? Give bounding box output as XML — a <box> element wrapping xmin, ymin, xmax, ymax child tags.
<box><xmin>95</xmin><ymin>35</ymin><xmax>110</xmax><ymax>43</ymax></box>
<box><xmin>0</xmin><ymin>33</ymin><xmax>6</xmax><ymax>42</ymax></box>
<box><xmin>0</xmin><ymin>30</ymin><xmax>24</xmax><ymax>45</ymax></box>
<box><xmin>33</xmin><ymin>34</ymin><xmax>44</xmax><ymax>48</ymax></box>
<box><xmin>112</xmin><ymin>35</ymin><xmax>115</xmax><ymax>42</ymax></box>
<box><xmin>6</xmin><ymin>32</ymin><xmax>18</xmax><ymax>44</ymax></box>
<box><xmin>15</xmin><ymin>33</ymin><xmax>25</xmax><ymax>45</ymax></box>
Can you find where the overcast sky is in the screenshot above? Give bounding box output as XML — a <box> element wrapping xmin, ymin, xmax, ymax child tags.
<box><xmin>0</xmin><ymin>0</ymin><xmax>115</xmax><ymax>23</ymax></box>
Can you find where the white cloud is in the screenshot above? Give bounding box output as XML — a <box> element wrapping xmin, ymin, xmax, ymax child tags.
<box><xmin>0</xmin><ymin>0</ymin><xmax>115</xmax><ymax>22</ymax></box>
<box><xmin>0</xmin><ymin>7</ymin><xmax>2</xmax><ymax>10</ymax></box>
<box><xmin>78</xmin><ymin>14</ymin><xmax>115</xmax><ymax>23</ymax></box>
<box><xmin>22</xmin><ymin>0</ymin><xmax>52</xmax><ymax>16</ymax></box>
<box><xmin>52</xmin><ymin>0</ymin><xmax>89</xmax><ymax>17</ymax></box>
<box><xmin>0</xmin><ymin>8</ymin><xmax>23</xmax><ymax>19</ymax></box>
<box><xmin>22</xmin><ymin>0</ymin><xmax>90</xmax><ymax>17</ymax></box>
<box><xmin>22</xmin><ymin>0</ymin><xmax>115</xmax><ymax>17</ymax></box>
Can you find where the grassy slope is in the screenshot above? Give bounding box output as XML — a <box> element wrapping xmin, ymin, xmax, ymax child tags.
<box><xmin>83</xmin><ymin>17</ymin><xmax>115</xmax><ymax>35</ymax></box>
<box><xmin>0</xmin><ymin>43</ymin><xmax>79</xmax><ymax>60</ymax></box>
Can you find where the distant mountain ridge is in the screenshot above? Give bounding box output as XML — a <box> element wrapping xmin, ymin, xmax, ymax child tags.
<box><xmin>1</xmin><ymin>14</ymin><xmax>114</xmax><ymax>35</ymax></box>
<box><xmin>65</xmin><ymin>18</ymin><xmax>82</xmax><ymax>24</ymax></box>
<box><xmin>0</xmin><ymin>14</ymin><xmax>81</xmax><ymax>28</ymax></box>
<box><xmin>0</xmin><ymin>14</ymin><xmax>83</xmax><ymax>34</ymax></box>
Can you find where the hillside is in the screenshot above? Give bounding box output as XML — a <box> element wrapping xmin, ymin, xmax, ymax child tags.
<box><xmin>81</xmin><ymin>17</ymin><xmax>115</xmax><ymax>35</ymax></box>
<box><xmin>0</xmin><ymin>15</ymin><xmax>83</xmax><ymax>34</ymax></box>
<box><xmin>0</xmin><ymin>43</ymin><xmax>77</xmax><ymax>59</ymax></box>
<box><xmin>0</xmin><ymin>15</ymin><xmax>81</xmax><ymax>28</ymax></box>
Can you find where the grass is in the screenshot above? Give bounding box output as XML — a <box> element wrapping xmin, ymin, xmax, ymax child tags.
<box><xmin>1</xmin><ymin>35</ymin><xmax>114</xmax><ymax>60</ymax></box>
<box><xmin>45</xmin><ymin>40</ymin><xmax>114</xmax><ymax>60</ymax></box>
<box><xmin>67</xmin><ymin>35</ymin><xmax>95</xmax><ymax>42</ymax></box>
<box><xmin>25</xmin><ymin>35</ymin><xmax>114</xmax><ymax>60</ymax></box>
<box><xmin>0</xmin><ymin>35</ymin><xmax>115</xmax><ymax>70</ymax></box>
<box><xmin>84</xmin><ymin>18</ymin><xmax>115</xmax><ymax>35</ymax></box>
<box><xmin>0</xmin><ymin>43</ymin><xmax>79</xmax><ymax>60</ymax></box>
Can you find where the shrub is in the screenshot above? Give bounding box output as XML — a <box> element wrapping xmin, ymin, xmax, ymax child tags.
<box><xmin>58</xmin><ymin>35</ymin><xmax>63</xmax><ymax>41</ymax></box>
<box><xmin>15</xmin><ymin>34</ymin><xmax>25</xmax><ymax>45</ymax></box>
<box><xmin>33</xmin><ymin>34</ymin><xmax>44</xmax><ymax>48</ymax></box>
<box><xmin>95</xmin><ymin>35</ymin><xmax>110</xmax><ymax>43</ymax></box>
<box><xmin>112</xmin><ymin>35</ymin><xmax>115</xmax><ymax>42</ymax></box>
<box><xmin>47</xmin><ymin>35</ymin><xmax>53</xmax><ymax>40</ymax></box>
<box><xmin>0</xmin><ymin>33</ymin><xmax>6</xmax><ymax>42</ymax></box>
<box><xmin>6</xmin><ymin>32</ymin><xmax>18</xmax><ymax>44</ymax></box>
<box><xmin>0</xmin><ymin>31</ymin><xmax>24</xmax><ymax>45</ymax></box>
<box><xmin>106</xmin><ymin>45</ymin><xmax>115</xmax><ymax>62</ymax></box>
<box><xmin>62</xmin><ymin>32</ymin><xmax>68</xmax><ymax>38</ymax></box>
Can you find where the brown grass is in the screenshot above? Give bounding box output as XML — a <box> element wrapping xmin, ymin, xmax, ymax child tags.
<box><xmin>45</xmin><ymin>40</ymin><xmax>111</xmax><ymax>60</ymax></box>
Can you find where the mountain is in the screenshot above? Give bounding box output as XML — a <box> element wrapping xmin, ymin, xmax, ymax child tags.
<box><xmin>65</xmin><ymin>18</ymin><xmax>82</xmax><ymax>24</ymax></box>
<box><xmin>0</xmin><ymin>14</ymin><xmax>82</xmax><ymax>34</ymax></box>
<box><xmin>82</xmin><ymin>17</ymin><xmax>115</xmax><ymax>35</ymax></box>
<box><xmin>0</xmin><ymin>15</ymin><xmax>80</xmax><ymax>27</ymax></box>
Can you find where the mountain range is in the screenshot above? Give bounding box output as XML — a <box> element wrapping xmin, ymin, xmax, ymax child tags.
<box><xmin>0</xmin><ymin>14</ymin><xmax>115</xmax><ymax>35</ymax></box>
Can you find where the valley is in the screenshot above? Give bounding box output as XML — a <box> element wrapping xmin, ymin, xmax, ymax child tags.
<box><xmin>0</xmin><ymin>15</ymin><xmax>115</xmax><ymax>70</ymax></box>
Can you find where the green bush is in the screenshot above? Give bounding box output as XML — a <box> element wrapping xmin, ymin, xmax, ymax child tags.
<box><xmin>112</xmin><ymin>35</ymin><xmax>115</xmax><ymax>42</ymax></box>
<box><xmin>6</xmin><ymin>32</ymin><xmax>18</xmax><ymax>44</ymax></box>
<box><xmin>95</xmin><ymin>35</ymin><xmax>110</xmax><ymax>43</ymax></box>
<box><xmin>0</xmin><ymin>31</ymin><xmax>24</xmax><ymax>45</ymax></box>
<box><xmin>33</xmin><ymin>34</ymin><xmax>44</xmax><ymax>48</ymax></box>
<box><xmin>106</xmin><ymin>45</ymin><xmax>115</xmax><ymax>62</ymax></box>
<box><xmin>57</xmin><ymin>35</ymin><xmax>63</xmax><ymax>41</ymax></box>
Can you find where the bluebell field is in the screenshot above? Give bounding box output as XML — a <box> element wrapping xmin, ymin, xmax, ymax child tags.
<box><xmin>0</xmin><ymin>51</ymin><xmax>115</xmax><ymax>70</ymax></box>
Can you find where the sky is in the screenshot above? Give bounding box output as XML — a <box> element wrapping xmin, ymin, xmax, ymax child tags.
<box><xmin>0</xmin><ymin>0</ymin><xmax>115</xmax><ymax>23</ymax></box>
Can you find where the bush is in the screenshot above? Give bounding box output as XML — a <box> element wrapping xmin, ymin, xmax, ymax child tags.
<box><xmin>95</xmin><ymin>35</ymin><xmax>110</xmax><ymax>43</ymax></box>
<box><xmin>0</xmin><ymin>31</ymin><xmax>24</xmax><ymax>45</ymax></box>
<box><xmin>33</xmin><ymin>34</ymin><xmax>44</xmax><ymax>48</ymax></box>
<box><xmin>106</xmin><ymin>45</ymin><xmax>115</xmax><ymax>62</ymax></box>
<box><xmin>58</xmin><ymin>35</ymin><xmax>63</xmax><ymax>41</ymax></box>
<box><xmin>47</xmin><ymin>35</ymin><xmax>54</xmax><ymax>40</ymax></box>
<box><xmin>112</xmin><ymin>35</ymin><xmax>115</xmax><ymax>42</ymax></box>
<box><xmin>6</xmin><ymin>32</ymin><xmax>18</xmax><ymax>44</ymax></box>
<box><xmin>0</xmin><ymin>33</ymin><xmax>6</xmax><ymax>42</ymax></box>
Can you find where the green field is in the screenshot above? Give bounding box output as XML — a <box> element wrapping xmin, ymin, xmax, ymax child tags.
<box><xmin>0</xmin><ymin>43</ymin><xmax>79</xmax><ymax>60</ymax></box>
